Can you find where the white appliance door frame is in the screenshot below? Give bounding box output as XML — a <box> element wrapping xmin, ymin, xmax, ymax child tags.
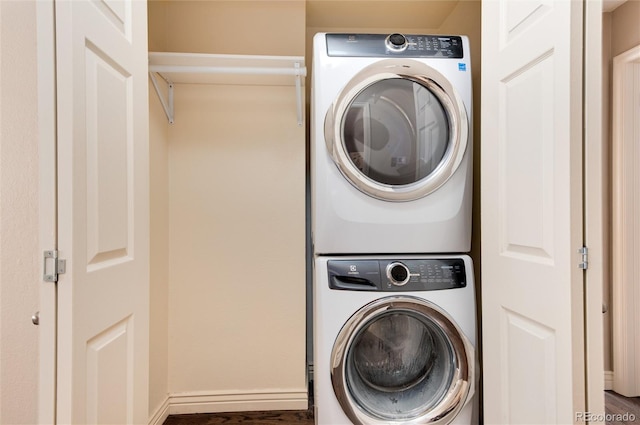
<box><xmin>330</xmin><ymin>296</ymin><xmax>474</xmax><ymax>425</ymax></box>
<box><xmin>324</xmin><ymin>59</ymin><xmax>469</xmax><ymax>202</ymax></box>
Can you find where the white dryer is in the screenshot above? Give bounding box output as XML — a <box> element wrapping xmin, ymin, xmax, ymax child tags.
<box><xmin>311</xmin><ymin>33</ymin><xmax>473</xmax><ymax>254</ymax></box>
<box><xmin>313</xmin><ymin>255</ymin><xmax>477</xmax><ymax>424</ymax></box>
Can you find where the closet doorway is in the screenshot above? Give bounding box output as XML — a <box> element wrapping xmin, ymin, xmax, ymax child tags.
<box><xmin>604</xmin><ymin>0</ymin><xmax>640</xmax><ymax>418</ymax></box>
<box><xmin>611</xmin><ymin>42</ymin><xmax>640</xmax><ymax>399</ymax></box>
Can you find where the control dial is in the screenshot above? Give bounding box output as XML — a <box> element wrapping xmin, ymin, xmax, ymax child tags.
<box><xmin>385</xmin><ymin>33</ymin><xmax>408</xmax><ymax>52</ymax></box>
<box><xmin>386</xmin><ymin>262</ymin><xmax>411</xmax><ymax>286</ymax></box>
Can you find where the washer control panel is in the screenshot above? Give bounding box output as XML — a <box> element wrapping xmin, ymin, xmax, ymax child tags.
<box><xmin>327</xmin><ymin>258</ymin><xmax>466</xmax><ymax>292</ymax></box>
<box><xmin>326</xmin><ymin>33</ymin><xmax>464</xmax><ymax>58</ymax></box>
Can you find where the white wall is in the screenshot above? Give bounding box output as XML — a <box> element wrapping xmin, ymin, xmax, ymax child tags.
<box><xmin>602</xmin><ymin>0</ymin><xmax>640</xmax><ymax>371</ymax></box>
<box><xmin>610</xmin><ymin>0</ymin><xmax>640</xmax><ymax>57</ymax></box>
<box><xmin>149</xmin><ymin>82</ymin><xmax>171</xmax><ymax>420</ymax></box>
<box><xmin>603</xmin><ymin>0</ymin><xmax>640</xmax><ymax>374</ymax></box>
<box><xmin>148</xmin><ymin>0</ymin><xmax>308</xmax><ymax>413</ymax></box>
<box><xmin>160</xmin><ymin>0</ymin><xmax>305</xmax><ymax>55</ymax></box>
<box><xmin>0</xmin><ymin>1</ymin><xmax>40</xmax><ymax>423</ymax></box>
<box><xmin>148</xmin><ymin>0</ymin><xmax>171</xmax><ymax>419</ymax></box>
<box><xmin>167</xmin><ymin>83</ymin><xmax>306</xmax><ymax>405</ymax></box>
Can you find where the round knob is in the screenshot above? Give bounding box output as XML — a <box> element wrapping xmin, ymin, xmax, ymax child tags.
<box><xmin>386</xmin><ymin>33</ymin><xmax>408</xmax><ymax>51</ymax></box>
<box><xmin>386</xmin><ymin>262</ymin><xmax>410</xmax><ymax>286</ymax></box>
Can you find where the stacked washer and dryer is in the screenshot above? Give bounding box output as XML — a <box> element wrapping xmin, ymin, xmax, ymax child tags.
<box><xmin>311</xmin><ymin>33</ymin><xmax>477</xmax><ymax>424</ymax></box>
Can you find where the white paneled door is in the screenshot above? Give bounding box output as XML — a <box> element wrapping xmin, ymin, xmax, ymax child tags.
<box><xmin>55</xmin><ymin>0</ymin><xmax>150</xmax><ymax>423</ymax></box>
<box><xmin>481</xmin><ymin>0</ymin><xmax>586</xmax><ymax>423</ymax></box>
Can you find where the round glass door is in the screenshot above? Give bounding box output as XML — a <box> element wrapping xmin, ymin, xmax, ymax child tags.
<box><xmin>325</xmin><ymin>59</ymin><xmax>469</xmax><ymax>201</ymax></box>
<box><xmin>331</xmin><ymin>296</ymin><xmax>474</xmax><ymax>425</ymax></box>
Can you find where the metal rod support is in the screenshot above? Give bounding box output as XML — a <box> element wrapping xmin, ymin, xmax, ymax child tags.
<box><xmin>149</xmin><ymin>71</ymin><xmax>174</xmax><ymax>124</ymax></box>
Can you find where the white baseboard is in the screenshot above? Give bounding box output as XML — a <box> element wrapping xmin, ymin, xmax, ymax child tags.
<box><xmin>605</xmin><ymin>370</ymin><xmax>614</xmax><ymax>391</ymax></box>
<box><xmin>146</xmin><ymin>388</ymin><xmax>308</xmax><ymax>421</ymax></box>
<box><xmin>148</xmin><ymin>397</ymin><xmax>170</xmax><ymax>425</ymax></box>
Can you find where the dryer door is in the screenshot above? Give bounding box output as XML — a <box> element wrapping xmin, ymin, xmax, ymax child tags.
<box><xmin>331</xmin><ymin>296</ymin><xmax>474</xmax><ymax>425</ymax></box>
<box><xmin>325</xmin><ymin>59</ymin><xmax>469</xmax><ymax>202</ymax></box>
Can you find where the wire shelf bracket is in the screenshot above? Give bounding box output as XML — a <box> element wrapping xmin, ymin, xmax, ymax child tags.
<box><xmin>148</xmin><ymin>52</ymin><xmax>307</xmax><ymax>126</ymax></box>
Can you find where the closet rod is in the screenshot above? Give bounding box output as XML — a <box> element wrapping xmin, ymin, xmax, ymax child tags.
<box><xmin>149</xmin><ymin>64</ymin><xmax>307</xmax><ymax>77</ymax></box>
<box><xmin>148</xmin><ymin>56</ymin><xmax>306</xmax><ymax>125</ymax></box>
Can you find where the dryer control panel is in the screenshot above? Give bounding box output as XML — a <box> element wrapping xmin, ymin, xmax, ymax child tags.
<box><xmin>326</xmin><ymin>33</ymin><xmax>464</xmax><ymax>58</ymax></box>
<box><xmin>327</xmin><ymin>258</ymin><xmax>466</xmax><ymax>292</ymax></box>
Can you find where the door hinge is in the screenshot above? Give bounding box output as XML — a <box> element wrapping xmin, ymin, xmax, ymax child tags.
<box><xmin>578</xmin><ymin>246</ymin><xmax>588</xmax><ymax>270</ymax></box>
<box><xmin>43</xmin><ymin>250</ymin><xmax>66</xmax><ymax>282</ymax></box>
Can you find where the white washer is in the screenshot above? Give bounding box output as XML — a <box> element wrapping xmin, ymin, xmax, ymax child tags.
<box><xmin>311</xmin><ymin>33</ymin><xmax>473</xmax><ymax>255</ymax></box>
<box><xmin>313</xmin><ymin>255</ymin><xmax>478</xmax><ymax>425</ymax></box>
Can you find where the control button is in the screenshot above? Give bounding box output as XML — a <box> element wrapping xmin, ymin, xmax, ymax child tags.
<box><xmin>386</xmin><ymin>262</ymin><xmax>410</xmax><ymax>286</ymax></box>
<box><xmin>385</xmin><ymin>33</ymin><xmax>408</xmax><ymax>52</ymax></box>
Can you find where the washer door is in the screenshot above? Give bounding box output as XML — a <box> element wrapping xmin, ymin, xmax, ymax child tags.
<box><xmin>325</xmin><ymin>59</ymin><xmax>469</xmax><ymax>201</ymax></box>
<box><xmin>331</xmin><ymin>296</ymin><xmax>474</xmax><ymax>424</ymax></box>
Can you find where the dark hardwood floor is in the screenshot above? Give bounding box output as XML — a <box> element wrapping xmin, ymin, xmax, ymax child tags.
<box><xmin>605</xmin><ymin>391</ymin><xmax>640</xmax><ymax>425</ymax></box>
<box><xmin>163</xmin><ymin>409</ymin><xmax>314</xmax><ymax>425</ymax></box>
<box><xmin>162</xmin><ymin>390</ymin><xmax>639</xmax><ymax>424</ymax></box>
